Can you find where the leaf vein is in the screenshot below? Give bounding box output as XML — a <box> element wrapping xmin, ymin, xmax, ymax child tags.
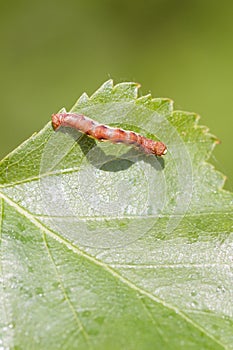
<box><xmin>42</xmin><ymin>232</ymin><xmax>92</xmax><ymax>347</ymax></box>
<box><xmin>0</xmin><ymin>191</ymin><xmax>226</xmax><ymax>349</ymax></box>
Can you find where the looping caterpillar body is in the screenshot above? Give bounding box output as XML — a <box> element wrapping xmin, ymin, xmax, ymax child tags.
<box><xmin>52</xmin><ymin>112</ymin><xmax>167</xmax><ymax>156</ymax></box>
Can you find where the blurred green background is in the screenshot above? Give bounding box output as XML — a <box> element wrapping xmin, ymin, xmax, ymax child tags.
<box><xmin>0</xmin><ymin>0</ymin><xmax>232</xmax><ymax>189</ymax></box>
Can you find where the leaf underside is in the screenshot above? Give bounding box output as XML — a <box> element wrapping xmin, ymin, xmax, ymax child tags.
<box><xmin>0</xmin><ymin>80</ymin><xmax>233</xmax><ymax>350</ymax></box>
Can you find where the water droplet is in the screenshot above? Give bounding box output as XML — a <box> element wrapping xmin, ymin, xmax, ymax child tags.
<box><xmin>35</xmin><ymin>287</ymin><xmax>44</xmax><ymax>296</ymax></box>
<box><xmin>191</xmin><ymin>301</ymin><xmax>198</xmax><ymax>308</ymax></box>
<box><xmin>82</xmin><ymin>310</ymin><xmax>91</xmax><ymax>317</ymax></box>
<box><xmin>94</xmin><ymin>316</ymin><xmax>105</xmax><ymax>325</ymax></box>
<box><xmin>212</xmin><ymin>323</ymin><xmax>219</xmax><ymax>331</ymax></box>
<box><xmin>216</xmin><ymin>285</ymin><xmax>226</xmax><ymax>293</ymax></box>
<box><xmin>191</xmin><ymin>290</ymin><xmax>197</xmax><ymax>297</ymax></box>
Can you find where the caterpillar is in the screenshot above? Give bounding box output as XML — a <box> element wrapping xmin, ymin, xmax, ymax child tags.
<box><xmin>52</xmin><ymin>112</ymin><xmax>167</xmax><ymax>156</ymax></box>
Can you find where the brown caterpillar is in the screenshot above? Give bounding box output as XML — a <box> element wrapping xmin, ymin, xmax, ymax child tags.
<box><xmin>52</xmin><ymin>112</ymin><xmax>167</xmax><ymax>156</ymax></box>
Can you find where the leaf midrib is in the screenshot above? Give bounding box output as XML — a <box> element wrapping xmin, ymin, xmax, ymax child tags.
<box><xmin>42</xmin><ymin>232</ymin><xmax>92</xmax><ymax>347</ymax></box>
<box><xmin>0</xmin><ymin>190</ymin><xmax>226</xmax><ymax>349</ymax></box>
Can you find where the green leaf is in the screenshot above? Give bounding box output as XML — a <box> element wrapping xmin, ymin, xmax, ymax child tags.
<box><xmin>0</xmin><ymin>80</ymin><xmax>233</xmax><ymax>349</ymax></box>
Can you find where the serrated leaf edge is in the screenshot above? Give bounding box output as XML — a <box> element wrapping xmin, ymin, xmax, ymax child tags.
<box><xmin>0</xmin><ymin>80</ymin><xmax>230</xmax><ymax>195</ymax></box>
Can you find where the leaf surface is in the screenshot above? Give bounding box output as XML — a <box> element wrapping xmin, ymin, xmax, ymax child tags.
<box><xmin>0</xmin><ymin>80</ymin><xmax>233</xmax><ymax>349</ymax></box>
